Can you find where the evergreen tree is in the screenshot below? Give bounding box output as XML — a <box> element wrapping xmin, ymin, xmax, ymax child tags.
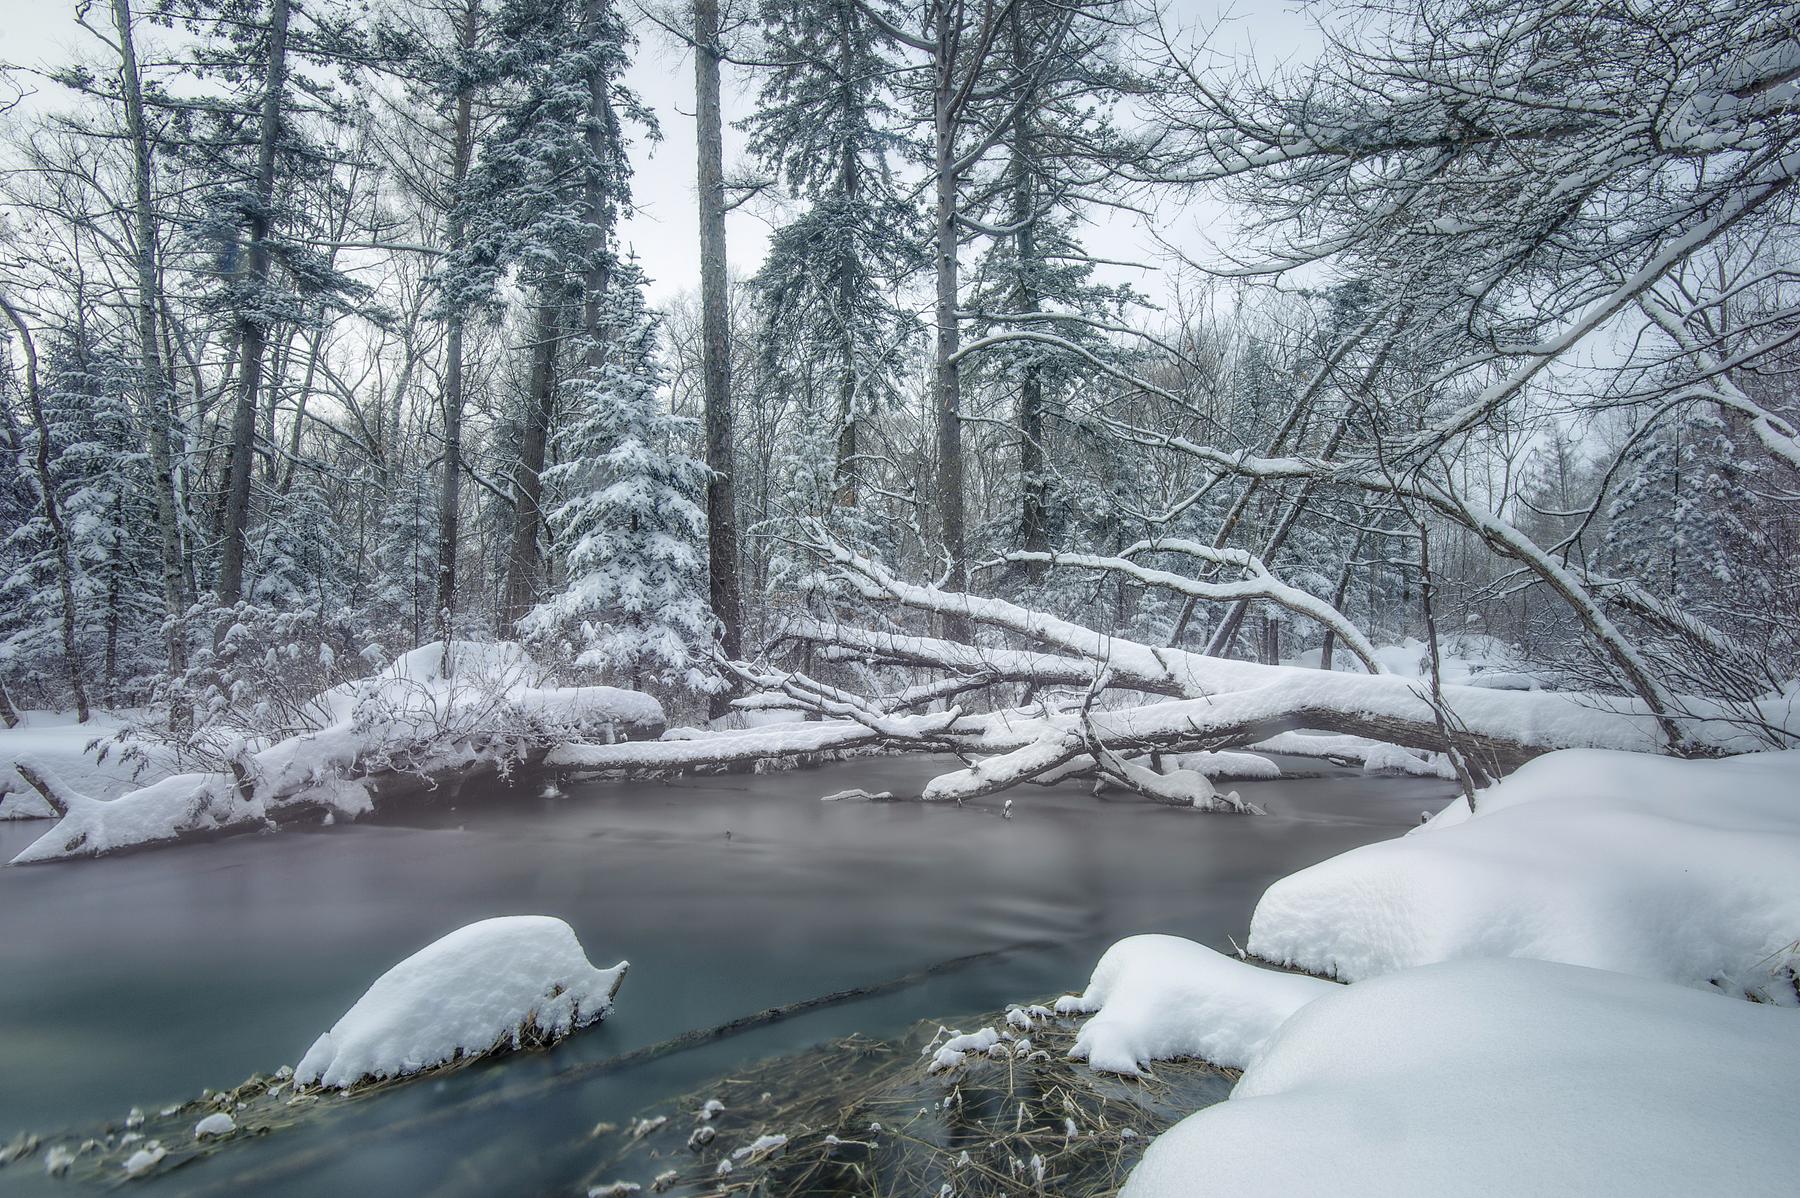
<box><xmin>155</xmin><ymin>0</ymin><xmax>374</xmax><ymax>606</ymax></box>
<box><xmin>524</xmin><ymin>267</ymin><xmax>717</xmax><ymax>695</ymax></box>
<box><xmin>459</xmin><ymin>0</ymin><xmax>651</xmax><ymax>626</ymax></box>
<box><xmin>746</xmin><ymin>0</ymin><xmax>923</xmax><ymax>516</ymax></box>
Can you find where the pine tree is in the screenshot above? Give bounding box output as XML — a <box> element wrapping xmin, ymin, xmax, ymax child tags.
<box><xmin>746</xmin><ymin>0</ymin><xmax>923</xmax><ymax>516</ymax></box>
<box><xmin>524</xmin><ymin>267</ymin><xmax>717</xmax><ymax>695</ymax></box>
<box><xmin>459</xmin><ymin>0</ymin><xmax>650</xmax><ymax>626</ymax></box>
<box><xmin>156</xmin><ymin>0</ymin><xmax>374</xmax><ymax>607</ymax></box>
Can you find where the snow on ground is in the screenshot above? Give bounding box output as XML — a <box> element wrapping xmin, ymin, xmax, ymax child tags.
<box><xmin>1249</xmin><ymin>749</ymin><xmax>1800</xmax><ymax>1002</ymax></box>
<box><xmin>193</xmin><ymin>1112</ymin><xmax>235</xmax><ymax>1139</ymax></box>
<box><xmin>1119</xmin><ymin>958</ymin><xmax>1800</xmax><ymax>1198</ymax></box>
<box><xmin>294</xmin><ymin>916</ymin><xmax>626</xmax><ymax>1089</ymax></box>
<box><xmin>0</xmin><ymin>711</ymin><xmax>179</xmax><ymax>819</ymax></box>
<box><xmin>1287</xmin><ymin>634</ymin><xmax>1539</xmax><ymax>689</ymax></box>
<box><xmin>1055</xmin><ymin>935</ymin><xmax>1333</xmax><ymax>1074</ymax></box>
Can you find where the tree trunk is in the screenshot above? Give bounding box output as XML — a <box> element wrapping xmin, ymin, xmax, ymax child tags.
<box><xmin>1</xmin><ymin>296</ymin><xmax>92</xmax><ymax>722</ymax></box>
<box><xmin>696</xmin><ymin>0</ymin><xmax>743</xmax><ymax>696</ymax></box>
<box><xmin>1318</xmin><ymin>529</ymin><xmax>1368</xmax><ymax>673</ymax></box>
<box><xmin>436</xmin><ymin>3</ymin><xmax>479</xmax><ymax>665</ymax></box>
<box><xmin>112</xmin><ymin>0</ymin><xmax>188</xmax><ymax>681</ymax></box>
<box><xmin>216</xmin><ymin>0</ymin><xmax>291</xmax><ymax>608</ymax></box>
<box><xmin>931</xmin><ymin>13</ymin><xmax>969</xmax><ymax>638</ymax></box>
<box><xmin>501</xmin><ymin>291</ymin><xmax>562</xmax><ymax>628</ymax></box>
<box><xmin>1008</xmin><ymin>47</ymin><xmax>1048</xmax><ymax>567</ymax></box>
<box><xmin>831</xmin><ymin>0</ymin><xmax>861</xmax><ymax>510</ymax></box>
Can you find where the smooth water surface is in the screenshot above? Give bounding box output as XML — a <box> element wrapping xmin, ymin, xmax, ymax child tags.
<box><xmin>0</xmin><ymin>757</ymin><xmax>1456</xmax><ymax>1195</ymax></box>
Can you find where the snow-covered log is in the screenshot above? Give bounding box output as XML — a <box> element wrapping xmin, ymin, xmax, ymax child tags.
<box><xmin>559</xmin><ymin>545</ymin><xmax>1791</xmax><ymax>807</ymax></box>
<box><xmin>548</xmin><ymin>711</ymin><xmax>960</xmax><ymax>772</ymax></box>
<box><xmin>9</xmin><ymin>642</ymin><xmax>663</xmax><ymax>864</ymax></box>
<box><xmin>1006</xmin><ymin>541</ymin><xmax>1387</xmax><ymax>674</ymax></box>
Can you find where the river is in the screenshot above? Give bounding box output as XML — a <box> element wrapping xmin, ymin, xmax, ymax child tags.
<box><xmin>0</xmin><ymin>755</ymin><xmax>1455</xmax><ymax>1195</ymax></box>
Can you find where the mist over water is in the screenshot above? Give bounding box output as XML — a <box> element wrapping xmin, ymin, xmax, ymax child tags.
<box><xmin>0</xmin><ymin>757</ymin><xmax>1455</xmax><ymax>1195</ymax></box>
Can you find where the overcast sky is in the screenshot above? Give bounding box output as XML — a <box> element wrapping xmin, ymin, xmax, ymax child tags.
<box><xmin>1</xmin><ymin>0</ymin><xmax>1323</xmax><ymax>306</ymax></box>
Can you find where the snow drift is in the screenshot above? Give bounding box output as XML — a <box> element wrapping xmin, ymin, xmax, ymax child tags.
<box><xmin>1056</xmin><ymin>935</ymin><xmax>1333</xmax><ymax>1074</ymax></box>
<box><xmin>294</xmin><ymin>916</ymin><xmax>626</xmax><ymax>1089</ymax></box>
<box><xmin>1119</xmin><ymin>958</ymin><xmax>1800</xmax><ymax>1198</ymax></box>
<box><xmin>1248</xmin><ymin>748</ymin><xmax>1800</xmax><ymax>1002</ymax></box>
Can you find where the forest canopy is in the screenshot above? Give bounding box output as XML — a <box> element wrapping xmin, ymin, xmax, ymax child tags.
<box><xmin>0</xmin><ymin>0</ymin><xmax>1794</xmax><ymax>766</ymax></box>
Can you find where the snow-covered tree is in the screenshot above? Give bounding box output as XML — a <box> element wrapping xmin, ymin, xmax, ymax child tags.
<box><xmin>524</xmin><ymin>268</ymin><xmax>717</xmax><ymax>695</ymax></box>
<box><xmin>746</xmin><ymin>0</ymin><xmax>923</xmax><ymax>516</ymax></box>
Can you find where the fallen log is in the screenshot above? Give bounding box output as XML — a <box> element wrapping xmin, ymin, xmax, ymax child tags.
<box><xmin>9</xmin><ymin>647</ymin><xmax>667</xmax><ymax>865</ymax></box>
<box><xmin>9</xmin><ymin>744</ymin><xmax>552</xmax><ymax>864</ymax></box>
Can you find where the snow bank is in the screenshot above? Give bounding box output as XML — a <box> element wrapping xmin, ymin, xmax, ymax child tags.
<box><xmin>0</xmin><ymin>711</ymin><xmax>178</xmax><ymax>819</ymax></box>
<box><xmin>1249</xmin><ymin>748</ymin><xmax>1800</xmax><ymax>1002</ymax></box>
<box><xmin>10</xmin><ymin>642</ymin><xmax>663</xmax><ymax>863</ymax></box>
<box><xmin>1120</xmin><ymin>958</ymin><xmax>1800</xmax><ymax>1198</ymax></box>
<box><xmin>1055</xmin><ymin>935</ymin><xmax>1333</xmax><ymax>1074</ymax></box>
<box><xmin>294</xmin><ymin>916</ymin><xmax>626</xmax><ymax>1089</ymax></box>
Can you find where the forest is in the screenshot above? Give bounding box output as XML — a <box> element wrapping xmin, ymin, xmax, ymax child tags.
<box><xmin>0</xmin><ymin>0</ymin><xmax>1791</xmax><ymax>763</ymax></box>
<box><xmin>0</xmin><ymin>0</ymin><xmax>1795</xmax><ymax>1194</ymax></box>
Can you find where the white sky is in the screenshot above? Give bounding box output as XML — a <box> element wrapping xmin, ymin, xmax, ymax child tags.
<box><xmin>1</xmin><ymin>0</ymin><xmax>1324</xmax><ymax>305</ymax></box>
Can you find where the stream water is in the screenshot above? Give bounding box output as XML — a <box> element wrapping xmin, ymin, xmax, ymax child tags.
<box><xmin>0</xmin><ymin>756</ymin><xmax>1456</xmax><ymax>1196</ymax></box>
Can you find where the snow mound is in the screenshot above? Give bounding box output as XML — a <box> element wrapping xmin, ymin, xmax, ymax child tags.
<box><xmin>294</xmin><ymin>916</ymin><xmax>627</xmax><ymax>1089</ymax></box>
<box><xmin>1057</xmin><ymin>935</ymin><xmax>1334</xmax><ymax>1074</ymax></box>
<box><xmin>193</xmin><ymin>1112</ymin><xmax>235</xmax><ymax>1139</ymax></box>
<box><xmin>1120</xmin><ymin>958</ymin><xmax>1800</xmax><ymax>1198</ymax></box>
<box><xmin>1248</xmin><ymin>748</ymin><xmax>1800</xmax><ymax>1002</ymax></box>
<box><xmin>1162</xmin><ymin>750</ymin><xmax>1281</xmax><ymax>779</ymax></box>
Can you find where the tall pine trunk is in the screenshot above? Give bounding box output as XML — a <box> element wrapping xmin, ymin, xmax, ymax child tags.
<box><xmin>435</xmin><ymin>0</ymin><xmax>474</xmax><ymax>662</ymax></box>
<box><xmin>696</xmin><ymin>0</ymin><xmax>742</xmax><ymax>694</ymax></box>
<box><xmin>1008</xmin><ymin>40</ymin><xmax>1048</xmax><ymax>567</ymax></box>
<box><xmin>931</xmin><ymin>8</ymin><xmax>969</xmax><ymax>639</ymax></box>
<box><xmin>831</xmin><ymin>0</ymin><xmax>861</xmax><ymax>509</ymax></box>
<box><xmin>216</xmin><ymin>0</ymin><xmax>291</xmax><ymax>608</ymax></box>
<box><xmin>501</xmin><ymin>291</ymin><xmax>562</xmax><ymax>627</ymax></box>
<box><xmin>113</xmin><ymin>0</ymin><xmax>188</xmax><ymax>680</ymax></box>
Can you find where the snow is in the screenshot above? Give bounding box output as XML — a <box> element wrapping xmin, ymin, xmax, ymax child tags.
<box><xmin>193</xmin><ymin>1112</ymin><xmax>236</xmax><ymax>1138</ymax></box>
<box><xmin>293</xmin><ymin>916</ymin><xmax>627</xmax><ymax>1089</ymax></box>
<box><xmin>11</xmin><ymin>642</ymin><xmax>663</xmax><ymax>863</ymax></box>
<box><xmin>731</xmin><ymin>1133</ymin><xmax>789</xmax><ymax>1160</ymax></box>
<box><xmin>819</xmin><ymin>787</ymin><xmax>892</xmax><ymax>801</ymax></box>
<box><xmin>1055</xmin><ymin>935</ymin><xmax>1334</xmax><ymax>1074</ymax></box>
<box><xmin>1249</xmin><ymin>749</ymin><xmax>1800</xmax><ymax>1002</ymax></box>
<box><xmin>550</xmin><ymin>710</ymin><xmax>960</xmax><ymax>772</ymax></box>
<box><xmin>1287</xmin><ymin>634</ymin><xmax>1527</xmax><ymax>684</ymax></box>
<box><xmin>121</xmin><ymin>1144</ymin><xmax>166</xmax><ymax>1177</ymax></box>
<box><xmin>925</xmin><ymin>1026</ymin><xmax>1002</xmax><ymax>1072</ymax></box>
<box><xmin>1119</xmin><ymin>958</ymin><xmax>1800</xmax><ymax>1198</ymax></box>
<box><xmin>0</xmin><ymin>710</ymin><xmax>178</xmax><ymax>819</ymax></box>
<box><xmin>1163</xmin><ymin>750</ymin><xmax>1281</xmax><ymax>779</ymax></box>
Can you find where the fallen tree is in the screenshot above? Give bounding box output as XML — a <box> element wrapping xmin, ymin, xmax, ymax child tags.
<box><xmin>9</xmin><ymin>642</ymin><xmax>664</xmax><ymax>865</ymax></box>
<box><xmin>546</xmin><ymin>540</ymin><xmax>1791</xmax><ymax>812</ymax></box>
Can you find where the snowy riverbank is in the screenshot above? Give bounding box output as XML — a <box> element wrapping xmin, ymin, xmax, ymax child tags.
<box><xmin>1040</xmin><ymin>748</ymin><xmax>1800</xmax><ymax>1195</ymax></box>
<box><xmin>4</xmin><ymin>642</ymin><xmax>662</xmax><ymax>863</ymax></box>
